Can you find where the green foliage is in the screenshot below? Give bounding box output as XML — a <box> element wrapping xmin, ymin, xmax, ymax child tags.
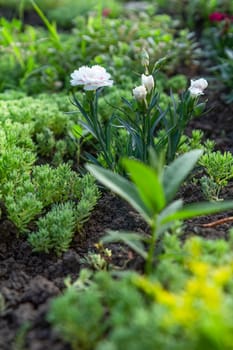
<box><xmin>200</xmin><ymin>176</ymin><xmax>221</xmax><ymax>201</ymax></box>
<box><xmin>49</xmin><ymin>272</ymin><xmax>106</xmax><ymax>350</ymax></box>
<box><xmin>81</xmin><ymin>248</ymin><xmax>112</xmax><ymax>271</ymax></box>
<box><xmin>72</xmin><ymin>57</ymin><xmax>207</xmax><ymax>170</ymax></box>
<box><xmin>213</xmin><ymin>48</ymin><xmax>233</xmax><ymax>103</ymax></box>
<box><xmin>164</xmin><ymin>74</ymin><xmax>188</xmax><ymax>92</ymax></box>
<box><xmin>4</xmin><ymin>165</ymin><xmax>99</xmax><ymax>238</ymax></box>
<box><xmin>49</xmin><ymin>235</ymin><xmax>233</xmax><ymax>349</ymax></box>
<box><xmin>32</xmin><ymin>163</ymin><xmax>81</xmax><ymax>207</ymax></box>
<box><xmin>87</xmin><ymin>149</ymin><xmax>233</xmax><ymax>273</ymax></box>
<box><xmin>27</xmin><ymin>171</ymin><xmax>99</xmax><ymax>254</ymax></box>
<box><xmin>28</xmin><ymin>202</ymin><xmax>76</xmax><ymax>255</ymax></box>
<box><xmin>0</xmin><ymin>9</ymin><xmax>199</xmax><ymax>94</ymax></box>
<box><xmin>0</xmin><ymin>93</ymin><xmax>71</xmax><ymax>133</ymax></box>
<box><xmin>0</xmin><ymin>120</ymin><xmax>36</xmax><ymax>190</ymax></box>
<box><xmin>0</xmin><ymin>93</ymin><xmax>77</xmax><ymax>163</ymax></box>
<box><xmin>159</xmin><ymin>89</ymin><xmax>207</xmax><ymax>162</ymax></box>
<box><xmin>199</xmin><ymin>151</ymin><xmax>233</xmax><ymax>200</ymax></box>
<box><xmin>0</xmin><ymin>95</ymin><xmax>99</xmax><ymax>245</ymax></box>
<box><xmin>4</xmin><ymin>181</ymin><xmax>43</xmax><ymax>233</ymax></box>
<box><xmin>75</xmin><ymin>175</ymin><xmax>101</xmax><ymax>231</ymax></box>
<box><xmin>0</xmin><ymin>0</ymin><xmax>60</xmax><ymax>10</ymax></box>
<box><xmin>0</xmin><ymin>0</ymin><xmax>123</xmax><ymax>28</ymax></box>
<box><xmin>0</xmin><ymin>146</ymin><xmax>35</xmax><ymax>186</ymax></box>
<box><xmin>48</xmin><ymin>0</ymin><xmax>123</xmax><ymax>28</ymax></box>
<box><xmin>178</xmin><ymin>129</ymin><xmax>215</xmax><ymax>154</ymax></box>
<box><xmin>202</xmin><ymin>18</ymin><xmax>233</xmax><ymax>103</ymax></box>
<box><xmin>156</xmin><ymin>0</ymin><xmax>233</xmax><ymax>28</ymax></box>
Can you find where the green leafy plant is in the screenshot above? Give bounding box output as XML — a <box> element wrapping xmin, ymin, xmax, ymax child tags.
<box><xmin>0</xmin><ymin>93</ymin><xmax>77</xmax><ymax>164</ymax></box>
<box><xmin>28</xmin><ymin>202</ymin><xmax>76</xmax><ymax>255</ymax></box>
<box><xmin>203</xmin><ymin>17</ymin><xmax>233</xmax><ymax>103</ymax></box>
<box><xmin>213</xmin><ymin>48</ymin><xmax>233</xmax><ymax>103</ymax></box>
<box><xmin>71</xmin><ymin>57</ymin><xmax>207</xmax><ymax>170</ymax></box>
<box><xmin>5</xmin><ymin>183</ymin><xmax>43</xmax><ymax>233</ymax></box>
<box><xmin>87</xmin><ymin>149</ymin><xmax>233</xmax><ymax>274</ymax></box>
<box><xmin>81</xmin><ymin>248</ymin><xmax>112</xmax><ymax>271</ymax></box>
<box><xmin>156</xmin><ymin>0</ymin><xmax>233</xmax><ymax>29</ymax></box>
<box><xmin>199</xmin><ymin>151</ymin><xmax>233</xmax><ymax>200</ymax></box>
<box><xmin>0</xmin><ymin>96</ymin><xmax>99</xmax><ymax>241</ymax></box>
<box><xmin>32</xmin><ymin>163</ymin><xmax>82</xmax><ymax>206</ymax></box>
<box><xmin>49</xmin><ymin>232</ymin><xmax>233</xmax><ymax>350</ymax></box>
<box><xmin>178</xmin><ymin>129</ymin><xmax>215</xmax><ymax>154</ymax></box>
<box><xmin>75</xmin><ymin>179</ymin><xmax>101</xmax><ymax>232</ymax></box>
<box><xmin>27</xmin><ymin>171</ymin><xmax>99</xmax><ymax>254</ymax></box>
<box><xmin>0</xmin><ymin>7</ymin><xmax>199</xmax><ymax>93</ymax></box>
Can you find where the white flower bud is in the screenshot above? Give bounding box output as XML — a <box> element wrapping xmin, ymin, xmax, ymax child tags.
<box><xmin>188</xmin><ymin>78</ymin><xmax>208</xmax><ymax>97</ymax></box>
<box><xmin>141</xmin><ymin>49</ymin><xmax>150</xmax><ymax>68</ymax></box>
<box><xmin>132</xmin><ymin>85</ymin><xmax>147</xmax><ymax>102</ymax></box>
<box><xmin>141</xmin><ymin>74</ymin><xmax>154</xmax><ymax>93</ymax></box>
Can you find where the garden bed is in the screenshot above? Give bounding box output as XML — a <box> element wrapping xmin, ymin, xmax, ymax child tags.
<box><xmin>1</xmin><ymin>95</ymin><xmax>233</xmax><ymax>348</ymax></box>
<box><xmin>0</xmin><ymin>1</ymin><xmax>233</xmax><ymax>349</ymax></box>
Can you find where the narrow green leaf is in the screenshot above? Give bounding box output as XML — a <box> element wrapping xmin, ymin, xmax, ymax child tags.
<box><xmin>123</xmin><ymin>158</ymin><xmax>166</xmax><ymax>213</ymax></box>
<box><xmin>102</xmin><ymin>230</ymin><xmax>148</xmax><ymax>259</ymax></box>
<box><xmin>161</xmin><ymin>200</ymin><xmax>233</xmax><ymax>224</ymax></box>
<box><xmin>121</xmin><ymin>97</ymin><xmax>134</xmax><ymax>111</ymax></box>
<box><xmin>72</xmin><ymin>125</ymin><xmax>83</xmax><ymax>139</ymax></box>
<box><xmin>30</xmin><ymin>0</ymin><xmax>61</xmax><ymax>48</ymax></box>
<box><xmin>163</xmin><ymin>149</ymin><xmax>203</xmax><ymax>203</ymax></box>
<box><xmin>86</xmin><ymin>164</ymin><xmax>152</xmax><ymax>223</ymax></box>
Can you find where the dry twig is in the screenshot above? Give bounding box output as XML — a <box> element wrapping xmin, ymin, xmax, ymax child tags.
<box><xmin>200</xmin><ymin>216</ymin><xmax>233</xmax><ymax>228</ymax></box>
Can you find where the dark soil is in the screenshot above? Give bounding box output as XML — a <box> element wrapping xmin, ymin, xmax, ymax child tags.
<box><xmin>0</xmin><ymin>7</ymin><xmax>45</xmax><ymax>27</ymax></box>
<box><xmin>0</xmin><ymin>193</ymin><xmax>148</xmax><ymax>350</ymax></box>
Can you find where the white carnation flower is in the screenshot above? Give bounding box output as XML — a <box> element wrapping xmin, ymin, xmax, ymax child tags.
<box><xmin>141</xmin><ymin>74</ymin><xmax>154</xmax><ymax>93</ymax></box>
<box><xmin>188</xmin><ymin>78</ymin><xmax>208</xmax><ymax>97</ymax></box>
<box><xmin>70</xmin><ymin>65</ymin><xmax>113</xmax><ymax>90</ymax></box>
<box><xmin>132</xmin><ymin>85</ymin><xmax>147</xmax><ymax>101</ymax></box>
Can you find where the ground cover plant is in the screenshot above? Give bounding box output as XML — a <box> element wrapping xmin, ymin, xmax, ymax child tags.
<box><xmin>0</xmin><ymin>1</ymin><xmax>233</xmax><ymax>349</ymax></box>
<box><xmin>0</xmin><ymin>4</ymin><xmax>199</xmax><ymax>93</ymax></box>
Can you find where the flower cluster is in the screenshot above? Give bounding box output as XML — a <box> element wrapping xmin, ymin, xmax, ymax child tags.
<box><xmin>70</xmin><ymin>65</ymin><xmax>113</xmax><ymax>91</ymax></box>
<box><xmin>132</xmin><ymin>74</ymin><xmax>154</xmax><ymax>102</ymax></box>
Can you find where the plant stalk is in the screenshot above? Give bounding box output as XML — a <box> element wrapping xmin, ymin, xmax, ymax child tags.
<box><xmin>145</xmin><ymin>221</ymin><xmax>157</xmax><ymax>275</ymax></box>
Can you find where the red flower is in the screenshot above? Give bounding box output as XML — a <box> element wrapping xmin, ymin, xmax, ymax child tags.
<box><xmin>102</xmin><ymin>8</ymin><xmax>111</xmax><ymax>17</ymax></box>
<box><xmin>209</xmin><ymin>12</ymin><xmax>233</xmax><ymax>22</ymax></box>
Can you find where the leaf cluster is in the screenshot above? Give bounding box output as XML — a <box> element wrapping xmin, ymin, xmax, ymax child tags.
<box><xmin>87</xmin><ymin>149</ymin><xmax>233</xmax><ymax>273</ymax></box>
<box><xmin>0</xmin><ymin>93</ymin><xmax>77</xmax><ymax>163</ymax></box>
<box><xmin>49</xmin><ymin>232</ymin><xmax>233</xmax><ymax>350</ymax></box>
<box><xmin>0</xmin><ymin>9</ymin><xmax>199</xmax><ymax>94</ymax></box>
<box><xmin>199</xmin><ymin>151</ymin><xmax>233</xmax><ymax>201</ymax></box>
<box><xmin>28</xmin><ymin>202</ymin><xmax>76</xmax><ymax>255</ymax></box>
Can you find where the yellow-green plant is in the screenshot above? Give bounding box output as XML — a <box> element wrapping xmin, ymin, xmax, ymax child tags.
<box><xmin>49</xmin><ymin>234</ymin><xmax>233</xmax><ymax>350</ymax></box>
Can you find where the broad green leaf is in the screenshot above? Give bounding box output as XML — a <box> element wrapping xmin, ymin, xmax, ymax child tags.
<box><xmin>102</xmin><ymin>230</ymin><xmax>147</xmax><ymax>259</ymax></box>
<box><xmin>161</xmin><ymin>200</ymin><xmax>233</xmax><ymax>224</ymax></box>
<box><xmin>158</xmin><ymin>199</ymin><xmax>183</xmax><ymax>223</ymax></box>
<box><xmin>163</xmin><ymin>149</ymin><xmax>203</xmax><ymax>203</ymax></box>
<box><xmin>123</xmin><ymin>158</ymin><xmax>166</xmax><ymax>213</ymax></box>
<box><xmin>86</xmin><ymin>164</ymin><xmax>152</xmax><ymax>223</ymax></box>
